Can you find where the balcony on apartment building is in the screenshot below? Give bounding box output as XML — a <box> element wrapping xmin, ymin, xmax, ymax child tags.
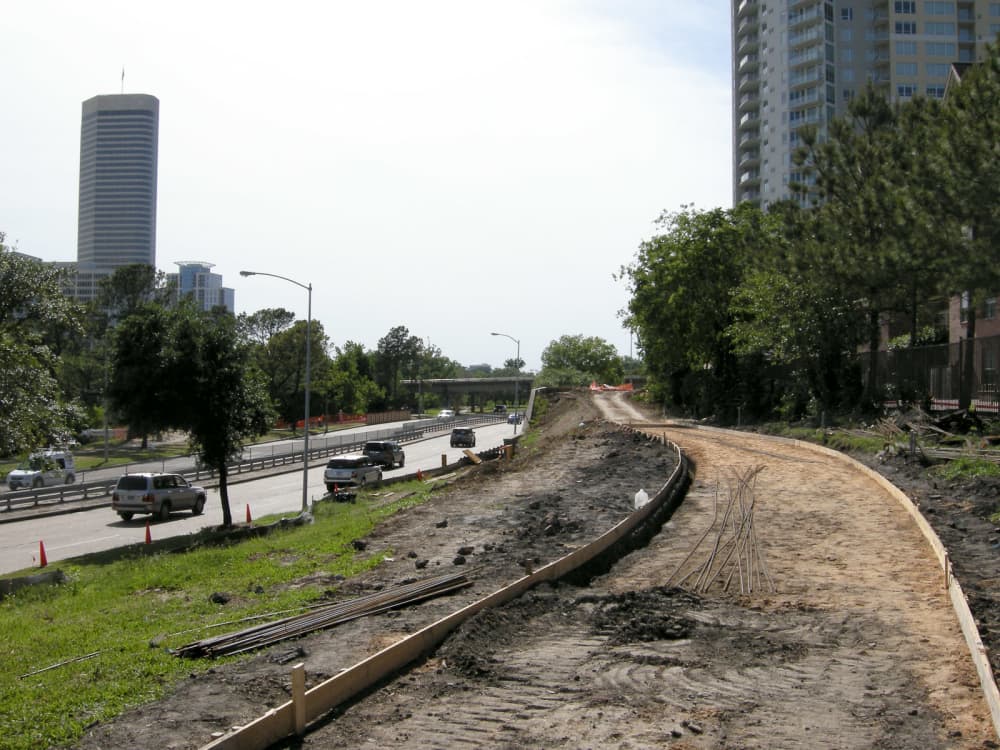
<box><xmin>737</xmin><ymin>0</ymin><xmax>758</xmax><ymax>18</ymax></box>
<box><xmin>738</xmin><ymin>71</ymin><xmax>760</xmax><ymax>93</ymax></box>
<box><xmin>738</xmin><ymin>91</ymin><xmax>760</xmax><ymax>113</ymax></box>
<box><xmin>739</xmin><ymin>110</ymin><xmax>760</xmax><ymax>130</ymax></box>
<box><xmin>738</xmin><ymin>53</ymin><xmax>760</xmax><ymax>72</ymax></box>
<box><xmin>789</xmin><ymin>65</ymin><xmax>823</xmax><ymax>87</ymax></box>
<box><xmin>736</xmin><ymin>14</ymin><xmax>760</xmax><ymax>37</ymax></box>
<box><xmin>789</xmin><ymin>25</ymin><xmax>822</xmax><ymax>49</ymax></box>
<box><xmin>789</xmin><ymin>45</ymin><xmax>823</xmax><ymax>68</ymax></box>
<box><xmin>739</xmin><ymin>169</ymin><xmax>761</xmax><ymax>186</ymax></box>
<box><xmin>788</xmin><ymin>88</ymin><xmax>821</xmax><ymax>110</ymax></box>
<box><xmin>737</xmin><ymin>31</ymin><xmax>759</xmax><ymax>55</ymax></box>
<box><xmin>738</xmin><ymin>148</ymin><xmax>761</xmax><ymax>170</ymax></box>
<box><xmin>739</xmin><ymin>130</ymin><xmax>761</xmax><ymax>148</ymax></box>
<box><xmin>789</xmin><ymin>107</ymin><xmax>821</xmax><ymax>127</ymax></box>
<box><xmin>788</xmin><ymin>4</ymin><xmax>824</xmax><ymax>30</ymax></box>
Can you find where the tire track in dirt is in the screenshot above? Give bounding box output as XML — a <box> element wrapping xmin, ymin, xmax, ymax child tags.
<box><xmin>591</xmin><ymin>392</ymin><xmax>995</xmax><ymax>747</ymax></box>
<box><xmin>279</xmin><ymin>393</ymin><xmax>996</xmax><ymax>748</ymax></box>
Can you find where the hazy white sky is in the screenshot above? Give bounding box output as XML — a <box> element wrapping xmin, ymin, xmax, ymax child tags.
<box><xmin>2</xmin><ymin>1</ymin><xmax>732</xmax><ymax>371</ymax></box>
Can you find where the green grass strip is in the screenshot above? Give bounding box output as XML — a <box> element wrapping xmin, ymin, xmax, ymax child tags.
<box><xmin>0</xmin><ymin>482</ymin><xmax>431</xmax><ymax>750</ymax></box>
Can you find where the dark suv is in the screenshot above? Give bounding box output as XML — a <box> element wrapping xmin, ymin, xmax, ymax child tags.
<box><xmin>363</xmin><ymin>440</ymin><xmax>405</xmax><ymax>469</ymax></box>
<box><xmin>450</xmin><ymin>428</ymin><xmax>476</xmax><ymax>448</ymax></box>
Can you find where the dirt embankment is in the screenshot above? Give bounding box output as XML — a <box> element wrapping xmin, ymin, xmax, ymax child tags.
<box><xmin>77</xmin><ymin>392</ymin><xmax>1000</xmax><ymax>749</ymax></box>
<box><xmin>76</xmin><ymin>392</ymin><xmax>678</xmax><ymax>750</ymax></box>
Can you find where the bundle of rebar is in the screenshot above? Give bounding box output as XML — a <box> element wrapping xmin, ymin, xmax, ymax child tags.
<box><xmin>175</xmin><ymin>571</ymin><xmax>472</xmax><ymax>658</ymax></box>
<box><xmin>667</xmin><ymin>465</ymin><xmax>775</xmax><ymax>595</ymax></box>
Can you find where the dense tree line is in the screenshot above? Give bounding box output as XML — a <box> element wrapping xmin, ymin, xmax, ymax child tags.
<box><xmin>621</xmin><ymin>47</ymin><xmax>999</xmax><ymax>422</ymax></box>
<box><xmin>1</xmin><ymin>239</ymin><xmax>630</xmax><ymax>468</ymax></box>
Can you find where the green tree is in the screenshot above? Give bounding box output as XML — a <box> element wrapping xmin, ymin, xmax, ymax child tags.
<box><xmin>375</xmin><ymin>326</ymin><xmax>422</xmax><ymax>407</ymax></box>
<box><xmin>726</xmin><ymin>202</ymin><xmax>865</xmax><ymax>417</ymax></box>
<box><xmin>254</xmin><ymin>319</ymin><xmax>330</xmax><ymax>429</ymax></box>
<box><xmin>619</xmin><ymin>204</ymin><xmax>771</xmax><ymax>416</ymax></box>
<box><xmin>109</xmin><ymin>303</ymin><xmax>273</xmax><ymax>525</ymax></box>
<box><xmin>0</xmin><ymin>236</ymin><xmax>84</xmax><ymax>455</ymax></box>
<box><xmin>326</xmin><ymin>341</ymin><xmax>383</xmax><ymax>416</ymax></box>
<box><xmin>172</xmin><ymin>308</ymin><xmax>273</xmax><ymax>526</ymax></box>
<box><xmin>936</xmin><ymin>46</ymin><xmax>1000</xmax><ymax>408</ymax></box>
<box><xmin>538</xmin><ymin>334</ymin><xmax>623</xmax><ymax>387</ymax></box>
<box><xmin>238</xmin><ymin>307</ymin><xmax>296</xmax><ymax>346</ymax></box>
<box><xmin>95</xmin><ymin>263</ymin><xmax>175</xmax><ymax>328</ymax></box>
<box><xmin>794</xmin><ymin>86</ymin><xmax>940</xmax><ymax>405</ymax></box>
<box><xmin>107</xmin><ymin>306</ymin><xmax>175</xmax><ymax>448</ymax></box>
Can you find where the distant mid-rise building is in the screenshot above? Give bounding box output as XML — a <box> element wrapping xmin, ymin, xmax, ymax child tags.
<box><xmin>731</xmin><ymin>0</ymin><xmax>998</xmax><ymax>209</ymax></box>
<box><xmin>74</xmin><ymin>93</ymin><xmax>159</xmax><ymax>301</ymax></box>
<box><xmin>168</xmin><ymin>261</ymin><xmax>235</xmax><ymax>313</ymax></box>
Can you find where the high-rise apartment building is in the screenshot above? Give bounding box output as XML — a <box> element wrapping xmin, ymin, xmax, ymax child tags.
<box><xmin>75</xmin><ymin>93</ymin><xmax>159</xmax><ymax>301</ymax></box>
<box><xmin>168</xmin><ymin>261</ymin><xmax>235</xmax><ymax>313</ymax></box>
<box><xmin>732</xmin><ymin>0</ymin><xmax>999</xmax><ymax>209</ymax></box>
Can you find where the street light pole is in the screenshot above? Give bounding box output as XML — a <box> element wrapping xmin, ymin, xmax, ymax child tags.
<box><xmin>241</xmin><ymin>270</ymin><xmax>313</xmax><ymax>513</ymax></box>
<box><xmin>491</xmin><ymin>331</ymin><xmax>520</xmax><ymax>432</ymax></box>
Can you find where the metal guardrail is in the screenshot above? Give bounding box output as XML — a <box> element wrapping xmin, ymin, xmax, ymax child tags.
<box><xmin>1</xmin><ymin>415</ymin><xmax>506</xmax><ymax>516</ymax></box>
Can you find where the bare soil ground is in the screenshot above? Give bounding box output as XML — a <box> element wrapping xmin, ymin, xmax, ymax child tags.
<box><xmin>75</xmin><ymin>392</ymin><xmax>1000</xmax><ymax>750</ymax></box>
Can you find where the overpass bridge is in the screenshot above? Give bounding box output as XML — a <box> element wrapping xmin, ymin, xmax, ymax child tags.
<box><xmin>401</xmin><ymin>376</ymin><xmax>535</xmax><ymax>412</ymax></box>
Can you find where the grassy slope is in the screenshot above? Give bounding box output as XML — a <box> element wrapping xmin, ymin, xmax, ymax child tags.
<box><xmin>0</xmin><ymin>483</ymin><xmax>430</xmax><ymax>750</ymax></box>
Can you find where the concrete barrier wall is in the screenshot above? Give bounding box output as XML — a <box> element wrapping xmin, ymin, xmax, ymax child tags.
<box><xmin>201</xmin><ymin>430</ymin><xmax>687</xmax><ymax>749</ymax></box>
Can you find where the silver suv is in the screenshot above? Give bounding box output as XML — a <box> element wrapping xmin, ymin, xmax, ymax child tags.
<box><xmin>112</xmin><ymin>473</ymin><xmax>207</xmax><ymax>522</ymax></box>
<box><xmin>324</xmin><ymin>455</ymin><xmax>382</xmax><ymax>492</ymax></box>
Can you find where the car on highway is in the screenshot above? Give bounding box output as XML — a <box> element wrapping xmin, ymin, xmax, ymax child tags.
<box><xmin>493</xmin><ymin>404</ymin><xmax>507</xmax><ymax>414</ymax></box>
<box><xmin>7</xmin><ymin>449</ymin><xmax>76</xmax><ymax>490</ymax></box>
<box><xmin>507</xmin><ymin>412</ymin><xmax>523</xmax><ymax>425</ymax></box>
<box><xmin>437</xmin><ymin>409</ymin><xmax>456</xmax><ymax>420</ymax></box>
<box><xmin>324</xmin><ymin>455</ymin><xmax>382</xmax><ymax>492</ymax></box>
<box><xmin>450</xmin><ymin>427</ymin><xmax>476</xmax><ymax>448</ymax></box>
<box><xmin>112</xmin><ymin>473</ymin><xmax>207</xmax><ymax>521</ymax></box>
<box><xmin>363</xmin><ymin>440</ymin><xmax>405</xmax><ymax>469</ymax></box>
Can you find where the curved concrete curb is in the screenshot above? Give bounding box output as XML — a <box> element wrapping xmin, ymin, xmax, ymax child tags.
<box><xmin>201</xmin><ymin>428</ymin><xmax>688</xmax><ymax>749</ymax></box>
<box><xmin>672</xmin><ymin>422</ymin><xmax>1000</xmax><ymax>741</ymax></box>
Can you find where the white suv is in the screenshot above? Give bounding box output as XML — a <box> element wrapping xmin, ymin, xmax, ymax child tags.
<box><xmin>324</xmin><ymin>455</ymin><xmax>382</xmax><ymax>492</ymax></box>
<box><xmin>7</xmin><ymin>449</ymin><xmax>76</xmax><ymax>490</ymax></box>
<box><xmin>112</xmin><ymin>473</ymin><xmax>207</xmax><ymax>522</ymax></box>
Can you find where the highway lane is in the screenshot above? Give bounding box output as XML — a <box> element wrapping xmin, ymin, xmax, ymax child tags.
<box><xmin>0</xmin><ymin>420</ymin><xmax>518</xmax><ymax>575</ymax></box>
<box><xmin>1</xmin><ymin>419</ymin><xmax>421</xmax><ymax>491</ymax></box>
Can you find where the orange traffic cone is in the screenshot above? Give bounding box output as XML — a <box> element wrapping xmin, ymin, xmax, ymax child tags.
<box><xmin>246</xmin><ymin>504</ymin><xmax>252</xmax><ymax>524</ymax></box>
<box><xmin>145</xmin><ymin>521</ymin><xmax>152</xmax><ymax>545</ymax></box>
<box><xmin>38</xmin><ymin>541</ymin><xmax>47</xmax><ymax>568</ymax></box>
<box><xmin>416</xmin><ymin>469</ymin><xmax>424</xmax><ymax>482</ymax></box>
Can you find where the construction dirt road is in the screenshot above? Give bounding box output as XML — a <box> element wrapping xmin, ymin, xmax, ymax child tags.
<box><xmin>77</xmin><ymin>391</ymin><xmax>1000</xmax><ymax>749</ymax></box>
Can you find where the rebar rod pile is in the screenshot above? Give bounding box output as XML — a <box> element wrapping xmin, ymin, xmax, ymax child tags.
<box><xmin>175</xmin><ymin>571</ymin><xmax>472</xmax><ymax>658</ymax></box>
<box><xmin>667</xmin><ymin>465</ymin><xmax>775</xmax><ymax>595</ymax></box>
